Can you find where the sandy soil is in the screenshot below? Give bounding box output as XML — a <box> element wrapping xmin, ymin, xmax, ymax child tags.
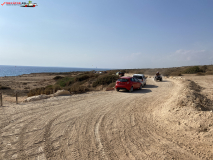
<box><xmin>0</xmin><ymin>72</ymin><xmax>77</xmax><ymax>103</ymax></box>
<box><xmin>0</xmin><ymin>75</ymin><xmax>213</xmax><ymax>159</ymax></box>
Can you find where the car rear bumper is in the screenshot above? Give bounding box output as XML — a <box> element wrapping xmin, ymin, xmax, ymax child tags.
<box><xmin>115</xmin><ymin>85</ymin><xmax>131</xmax><ymax>90</ymax></box>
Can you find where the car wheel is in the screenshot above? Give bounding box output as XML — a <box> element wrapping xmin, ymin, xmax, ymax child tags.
<box><xmin>139</xmin><ymin>85</ymin><xmax>142</xmax><ymax>90</ymax></box>
<box><xmin>129</xmin><ymin>86</ymin><xmax>133</xmax><ymax>92</ymax></box>
<box><xmin>116</xmin><ymin>88</ymin><xmax>119</xmax><ymax>92</ymax></box>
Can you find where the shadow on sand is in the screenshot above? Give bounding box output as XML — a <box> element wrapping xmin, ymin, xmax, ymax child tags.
<box><xmin>143</xmin><ymin>84</ymin><xmax>158</xmax><ymax>88</ymax></box>
<box><xmin>160</xmin><ymin>80</ymin><xmax>170</xmax><ymax>82</ymax></box>
<box><xmin>153</xmin><ymin>79</ymin><xmax>170</xmax><ymax>82</ymax></box>
<box><xmin>118</xmin><ymin>88</ymin><xmax>152</xmax><ymax>94</ymax></box>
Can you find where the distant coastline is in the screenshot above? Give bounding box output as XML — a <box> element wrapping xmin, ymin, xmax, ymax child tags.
<box><xmin>0</xmin><ymin>65</ymin><xmax>112</xmax><ymax>77</ymax></box>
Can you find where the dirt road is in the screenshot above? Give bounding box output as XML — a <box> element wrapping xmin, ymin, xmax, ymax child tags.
<box><xmin>0</xmin><ymin>77</ymin><xmax>213</xmax><ymax>159</ymax></box>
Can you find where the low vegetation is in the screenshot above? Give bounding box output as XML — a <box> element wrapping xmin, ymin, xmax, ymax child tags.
<box><xmin>183</xmin><ymin>66</ymin><xmax>201</xmax><ymax>74</ymax></box>
<box><xmin>27</xmin><ymin>65</ymin><xmax>213</xmax><ymax>97</ymax></box>
<box><xmin>28</xmin><ymin>85</ymin><xmax>61</xmax><ymax>97</ymax></box>
<box><xmin>0</xmin><ymin>85</ymin><xmax>11</xmax><ymax>90</ymax></box>
<box><xmin>28</xmin><ymin>71</ymin><xmax>119</xmax><ymax>97</ymax></box>
<box><xmin>108</xmin><ymin>82</ymin><xmax>116</xmax><ymax>88</ymax></box>
<box><xmin>115</xmin><ymin>65</ymin><xmax>213</xmax><ymax>76</ymax></box>
<box><xmin>196</xmin><ymin>72</ymin><xmax>205</xmax><ymax>76</ymax></box>
<box><xmin>93</xmin><ymin>75</ymin><xmax>119</xmax><ymax>87</ymax></box>
<box><xmin>53</xmin><ymin>76</ymin><xmax>64</xmax><ymax>80</ymax></box>
<box><xmin>56</xmin><ymin>77</ymin><xmax>75</xmax><ymax>87</ymax></box>
<box><xmin>205</xmin><ymin>71</ymin><xmax>213</xmax><ymax>75</ymax></box>
<box><xmin>68</xmin><ymin>83</ymin><xmax>90</xmax><ymax>94</ymax></box>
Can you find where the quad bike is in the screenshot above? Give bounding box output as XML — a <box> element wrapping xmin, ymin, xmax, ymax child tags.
<box><xmin>154</xmin><ymin>75</ymin><xmax>162</xmax><ymax>81</ymax></box>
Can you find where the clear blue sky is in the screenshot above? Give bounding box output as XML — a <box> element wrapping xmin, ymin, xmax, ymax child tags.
<box><xmin>1</xmin><ymin>0</ymin><xmax>213</xmax><ymax>69</ymax></box>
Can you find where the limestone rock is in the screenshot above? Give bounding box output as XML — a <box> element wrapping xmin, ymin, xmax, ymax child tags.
<box><xmin>24</xmin><ymin>94</ymin><xmax>50</xmax><ymax>102</ymax></box>
<box><xmin>54</xmin><ymin>90</ymin><xmax>70</xmax><ymax>96</ymax></box>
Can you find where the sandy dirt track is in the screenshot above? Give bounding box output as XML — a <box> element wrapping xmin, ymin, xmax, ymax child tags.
<box><xmin>0</xmin><ymin>77</ymin><xmax>213</xmax><ymax>160</ymax></box>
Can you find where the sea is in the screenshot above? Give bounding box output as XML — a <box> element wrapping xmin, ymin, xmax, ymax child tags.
<box><xmin>0</xmin><ymin>65</ymin><xmax>112</xmax><ymax>77</ymax></box>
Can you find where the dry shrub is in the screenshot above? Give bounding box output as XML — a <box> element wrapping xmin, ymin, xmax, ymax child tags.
<box><xmin>75</xmin><ymin>74</ymin><xmax>90</xmax><ymax>82</ymax></box>
<box><xmin>162</xmin><ymin>69</ymin><xmax>171</xmax><ymax>76</ymax></box>
<box><xmin>53</xmin><ymin>76</ymin><xmax>64</xmax><ymax>80</ymax></box>
<box><xmin>107</xmin><ymin>70</ymin><xmax>119</xmax><ymax>75</ymax></box>
<box><xmin>108</xmin><ymin>82</ymin><xmax>116</xmax><ymax>88</ymax></box>
<box><xmin>183</xmin><ymin>66</ymin><xmax>201</xmax><ymax>74</ymax></box>
<box><xmin>27</xmin><ymin>88</ymin><xmax>45</xmax><ymax>97</ymax></box>
<box><xmin>27</xmin><ymin>85</ymin><xmax>61</xmax><ymax>97</ymax></box>
<box><xmin>68</xmin><ymin>83</ymin><xmax>89</xmax><ymax>93</ymax></box>
<box><xmin>119</xmin><ymin>70</ymin><xmax>127</xmax><ymax>73</ymax></box>
<box><xmin>196</xmin><ymin>72</ymin><xmax>205</xmax><ymax>76</ymax></box>
<box><xmin>205</xmin><ymin>71</ymin><xmax>213</xmax><ymax>75</ymax></box>
<box><xmin>206</xmin><ymin>65</ymin><xmax>213</xmax><ymax>72</ymax></box>
<box><xmin>200</xmin><ymin>65</ymin><xmax>207</xmax><ymax>72</ymax></box>
<box><xmin>170</xmin><ymin>71</ymin><xmax>182</xmax><ymax>76</ymax></box>
<box><xmin>94</xmin><ymin>74</ymin><xmax>100</xmax><ymax>78</ymax></box>
<box><xmin>0</xmin><ymin>85</ymin><xmax>11</xmax><ymax>90</ymax></box>
<box><xmin>44</xmin><ymin>86</ymin><xmax>53</xmax><ymax>95</ymax></box>
<box><xmin>93</xmin><ymin>75</ymin><xmax>119</xmax><ymax>87</ymax></box>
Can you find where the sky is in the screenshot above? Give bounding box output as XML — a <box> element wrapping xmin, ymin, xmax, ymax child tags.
<box><xmin>1</xmin><ymin>0</ymin><xmax>213</xmax><ymax>69</ymax></box>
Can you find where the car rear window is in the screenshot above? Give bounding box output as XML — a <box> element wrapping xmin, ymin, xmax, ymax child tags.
<box><xmin>133</xmin><ymin>76</ymin><xmax>142</xmax><ymax>79</ymax></box>
<box><xmin>117</xmin><ymin>79</ymin><xmax>128</xmax><ymax>82</ymax></box>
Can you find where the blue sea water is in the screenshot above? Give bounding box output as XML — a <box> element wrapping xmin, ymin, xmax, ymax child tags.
<box><xmin>0</xmin><ymin>65</ymin><xmax>111</xmax><ymax>77</ymax></box>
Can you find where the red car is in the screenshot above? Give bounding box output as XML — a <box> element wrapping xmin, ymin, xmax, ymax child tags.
<box><xmin>115</xmin><ymin>77</ymin><xmax>142</xmax><ymax>92</ymax></box>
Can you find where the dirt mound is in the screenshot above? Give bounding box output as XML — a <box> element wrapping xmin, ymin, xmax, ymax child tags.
<box><xmin>178</xmin><ymin>80</ymin><xmax>213</xmax><ymax>111</ymax></box>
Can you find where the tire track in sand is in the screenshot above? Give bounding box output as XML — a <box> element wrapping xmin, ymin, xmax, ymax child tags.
<box><xmin>95</xmin><ymin>114</ymin><xmax>108</xmax><ymax>160</ymax></box>
<box><xmin>43</xmin><ymin>110</ymin><xmax>71</xmax><ymax>159</ymax></box>
<box><xmin>4</xmin><ymin>109</ymin><xmax>54</xmax><ymax>160</ymax></box>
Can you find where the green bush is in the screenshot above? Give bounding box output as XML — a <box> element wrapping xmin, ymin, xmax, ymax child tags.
<box><xmin>56</xmin><ymin>73</ymin><xmax>98</xmax><ymax>87</ymax></box>
<box><xmin>57</xmin><ymin>77</ymin><xmax>75</xmax><ymax>87</ymax></box>
<box><xmin>93</xmin><ymin>75</ymin><xmax>119</xmax><ymax>87</ymax></box>
<box><xmin>183</xmin><ymin>66</ymin><xmax>201</xmax><ymax>74</ymax></box>
<box><xmin>75</xmin><ymin>75</ymin><xmax>90</xmax><ymax>82</ymax></box>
